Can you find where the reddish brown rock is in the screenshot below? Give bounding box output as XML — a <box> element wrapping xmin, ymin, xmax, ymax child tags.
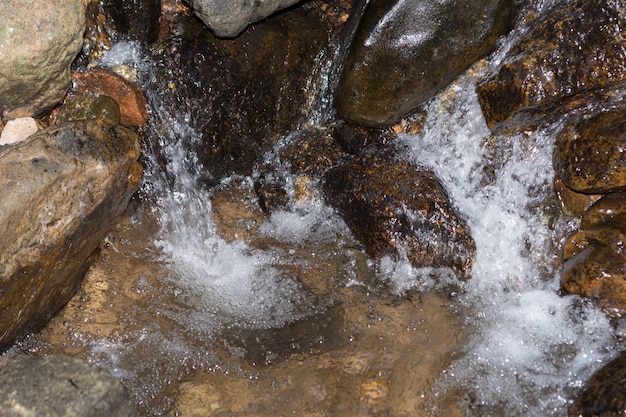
<box><xmin>553</xmin><ymin>177</ymin><xmax>601</xmax><ymax>218</ymax></box>
<box><xmin>560</xmin><ymin>192</ymin><xmax>626</xmax><ymax>313</ymax></box>
<box><xmin>477</xmin><ymin>0</ymin><xmax>626</xmax><ymax>129</ymax></box>
<box><xmin>324</xmin><ymin>150</ymin><xmax>475</xmax><ymax>279</ymax></box>
<box><xmin>553</xmin><ymin>110</ymin><xmax>626</xmax><ymax>194</ymax></box>
<box><xmin>70</xmin><ymin>68</ymin><xmax>148</xmax><ymax>126</ymax></box>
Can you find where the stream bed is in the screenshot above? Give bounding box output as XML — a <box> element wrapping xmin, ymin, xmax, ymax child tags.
<box><xmin>8</xmin><ymin>1</ymin><xmax>625</xmax><ymax>415</ymax></box>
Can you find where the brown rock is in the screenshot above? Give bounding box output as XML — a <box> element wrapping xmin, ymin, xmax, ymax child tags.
<box><xmin>553</xmin><ymin>177</ymin><xmax>600</xmax><ymax>218</ymax></box>
<box><xmin>561</xmin><ymin>193</ymin><xmax>626</xmax><ymax>312</ymax></box>
<box><xmin>553</xmin><ymin>110</ymin><xmax>626</xmax><ymax>194</ymax></box>
<box><xmin>569</xmin><ymin>350</ymin><xmax>626</xmax><ymax>417</ymax></box>
<box><xmin>477</xmin><ymin>0</ymin><xmax>626</xmax><ymax>129</ymax></box>
<box><xmin>0</xmin><ymin>120</ymin><xmax>141</xmax><ymax>349</ymax></box>
<box><xmin>324</xmin><ymin>150</ymin><xmax>475</xmax><ymax>279</ymax></box>
<box><xmin>70</xmin><ymin>69</ymin><xmax>149</xmax><ymax>126</ymax></box>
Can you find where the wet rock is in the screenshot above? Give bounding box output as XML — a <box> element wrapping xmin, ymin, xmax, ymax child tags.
<box><xmin>70</xmin><ymin>68</ymin><xmax>149</xmax><ymax>126</ymax></box>
<box><xmin>155</xmin><ymin>5</ymin><xmax>332</xmax><ymax>181</ymax></box>
<box><xmin>0</xmin><ymin>0</ymin><xmax>85</xmax><ymax>117</ymax></box>
<box><xmin>101</xmin><ymin>0</ymin><xmax>162</xmax><ymax>44</ymax></box>
<box><xmin>255</xmin><ymin>129</ymin><xmax>345</xmax><ymax>213</ymax></box>
<box><xmin>335</xmin><ymin>0</ymin><xmax>514</xmax><ymax>127</ymax></box>
<box><xmin>553</xmin><ymin>177</ymin><xmax>600</xmax><ymax>218</ymax></box>
<box><xmin>0</xmin><ymin>354</ymin><xmax>137</xmax><ymax>417</ymax></box>
<box><xmin>553</xmin><ymin>109</ymin><xmax>626</xmax><ymax>194</ymax></box>
<box><xmin>0</xmin><ymin>117</ymin><xmax>39</xmax><ymax>145</ymax></box>
<box><xmin>188</xmin><ymin>0</ymin><xmax>302</xmax><ymax>37</ymax></box>
<box><xmin>477</xmin><ymin>0</ymin><xmax>626</xmax><ymax>129</ymax></box>
<box><xmin>54</xmin><ymin>95</ymin><xmax>121</xmax><ymax>125</ymax></box>
<box><xmin>561</xmin><ymin>193</ymin><xmax>626</xmax><ymax>313</ymax></box>
<box><xmin>0</xmin><ymin>120</ymin><xmax>142</xmax><ymax>349</ymax></box>
<box><xmin>331</xmin><ymin>120</ymin><xmax>394</xmax><ymax>155</ymax></box>
<box><xmin>324</xmin><ymin>150</ymin><xmax>475</xmax><ymax>279</ymax></box>
<box><xmin>569</xmin><ymin>350</ymin><xmax>626</xmax><ymax>417</ymax></box>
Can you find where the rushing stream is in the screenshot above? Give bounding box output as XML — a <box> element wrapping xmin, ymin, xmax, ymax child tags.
<box><xmin>11</xmin><ymin>1</ymin><xmax>625</xmax><ymax>416</ymax></box>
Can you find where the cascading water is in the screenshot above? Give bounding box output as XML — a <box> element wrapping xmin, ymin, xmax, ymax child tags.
<box><xmin>13</xmin><ymin>1</ymin><xmax>624</xmax><ymax>416</ymax></box>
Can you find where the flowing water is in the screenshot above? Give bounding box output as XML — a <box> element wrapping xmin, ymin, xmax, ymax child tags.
<box><xmin>10</xmin><ymin>1</ymin><xmax>625</xmax><ymax>416</ymax></box>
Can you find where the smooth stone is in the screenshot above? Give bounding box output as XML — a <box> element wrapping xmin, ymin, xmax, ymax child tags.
<box><xmin>335</xmin><ymin>0</ymin><xmax>514</xmax><ymax>127</ymax></box>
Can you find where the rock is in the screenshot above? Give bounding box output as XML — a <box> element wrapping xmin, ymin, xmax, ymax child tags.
<box><xmin>0</xmin><ymin>117</ymin><xmax>39</xmax><ymax>145</ymax></box>
<box><xmin>553</xmin><ymin>177</ymin><xmax>600</xmax><ymax>218</ymax></box>
<box><xmin>477</xmin><ymin>0</ymin><xmax>626</xmax><ymax>129</ymax></box>
<box><xmin>0</xmin><ymin>120</ymin><xmax>142</xmax><ymax>349</ymax></box>
<box><xmin>561</xmin><ymin>193</ymin><xmax>626</xmax><ymax>313</ymax></box>
<box><xmin>553</xmin><ymin>109</ymin><xmax>626</xmax><ymax>194</ymax></box>
<box><xmin>255</xmin><ymin>129</ymin><xmax>345</xmax><ymax>213</ymax></box>
<box><xmin>188</xmin><ymin>0</ymin><xmax>302</xmax><ymax>37</ymax></box>
<box><xmin>324</xmin><ymin>150</ymin><xmax>475</xmax><ymax>279</ymax></box>
<box><xmin>70</xmin><ymin>69</ymin><xmax>149</xmax><ymax>126</ymax></box>
<box><xmin>101</xmin><ymin>0</ymin><xmax>162</xmax><ymax>43</ymax></box>
<box><xmin>0</xmin><ymin>0</ymin><xmax>85</xmax><ymax>117</ymax></box>
<box><xmin>0</xmin><ymin>354</ymin><xmax>137</xmax><ymax>417</ymax></box>
<box><xmin>54</xmin><ymin>95</ymin><xmax>121</xmax><ymax>125</ymax></box>
<box><xmin>335</xmin><ymin>0</ymin><xmax>514</xmax><ymax>127</ymax></box>
<box><xmin>153</xmin><ymin>5</ymin><xmax>333</xmax><ymax>181</ymax></box>
<box><xmin>569</xmin><ymin>350</ymin><xmax>626</xmax><ymax>417</ymax></box>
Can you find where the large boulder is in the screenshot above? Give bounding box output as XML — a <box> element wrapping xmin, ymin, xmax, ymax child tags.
<box><xmin>560</xmin><ymin>192</ymin><xmax>626</xmax><ymax>313</ymax></box>
<box><xmin>152</xmin><ymin>5</ymin><xmax>336</xmax><ymax>182</ymax></box>
<box><xmin>0</xmin><ymin>120</ymin><xmax>142</xmax><ymax>350</ymax></box>
<box><xmin>553</xmin><ymin>109</ymin><xmax>626</xmax><ymax>194</ymax></box>
<box><xmin>324</xmin><ymin>150</ymin><xmax>475</xmax><ymax>279</ymax></box>
<box><xmin>188</xmin><ymin>0</ymin><xmax>302</xmax><ymax>37</ymax></box>
<box><xmin>0</xmin><ymin>0</ymin><xmax>85</xmax><ymax>117</ymax></box>
<box><xmin>335</xmin><ymin>0</ymin><xmax>514</xmax><ymax>127</ymax></box>
<box><xmin>0</xmin><ymin>354</ymin><xmax>137</xmax><ymax>416</ymax></box>
<box><xmin>477</xmin><ymin>0</ymin><xmax>626</xmax><ymax>129</ymax></box>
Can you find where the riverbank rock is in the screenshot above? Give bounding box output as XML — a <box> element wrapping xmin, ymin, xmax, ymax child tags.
<box><xmin>0</xmin><ymin>117</ymin><xmax>39</xmax><ymax>145</ymax></box>
<box><xmin>0</xmin><ymin>120</ymin><xmax>142</xmax><ymax>350</ymax></box>
<box><xmin>569</xmin><ymin>350</ymin><xmax>626</xmax><ymax>417</ymax></box>
<box><xmin>0</xmin><ymin>354</ymin><xmax>137</xmax><ymax>417</ymax></box>
<box><xmin>335</xmin><ymin>0</ymin><xmax>514</xmax><ymax>127</ymax></box>
<box><xmin>324</xmin><ymin>150</ymin><xmax>475</xmax><ymax>279</ymax></box>
<box><xmin>188</xmin><ymin>0</ymin><xmax>302</xmax><ymax>37</ymax></box>
<box><xmin>477</xmin><ymin>0</ymin><xmax>626</xmax><ymax>130</ymax></box>
<box><xmin>560</xmin><ymin>192</ymin><xmax>626</xmax><ymax>313</ymax></box>
<box><xmin>70</xmin><ymin>69</ymin><xmax>149</xmax><ymax>127</ymax></box>
<box><xmin>553</xmin><ymin>109</ymin><xmax>626</xmax><ymax>194</ymax></box>
<box><xmin>0</xmin><ymin>0</ymin><xmax>85</xmax><ymax>118</ymax></box>
<box><xmin>152</xmin><ymin>4</ymin><xmax>336</xmax><ymax>182</ymax></box>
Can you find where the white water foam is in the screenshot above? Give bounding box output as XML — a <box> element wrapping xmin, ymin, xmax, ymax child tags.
<box><xmin>392</xmin><ymin>65</ymin><xmax>619</xmax><ymax>415</ymax></box>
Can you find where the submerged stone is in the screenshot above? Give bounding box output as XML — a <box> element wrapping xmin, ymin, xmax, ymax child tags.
<box><xmin>477</xmin><ymin>0</ymin><xmax>626</xmax><ymax>129</ymax></box>
<box><xmin>0</xmin><ymin>354</ymin><xmax>137</xmax><ymax>417</ymax></box>
<box><xmin>324</xmin><ymin>150</ymin><xmax>475</xmax><ymax>279</ymax></box>
<box><xmin>0</xmin><ymin>120</ymin><xmax>141</xmax><ymax>350</ymax></box>
<box><xmin>569</xmin><ymin>350</ymin><xmax>626</xmax><ymax>417</ymax></box>
<box><xmin>335</xmin><ymin>0</ymin><xmax>514</xmax><ymax>127</ymax></box>
<box><xmin>553</xmin><ymin>109</ymin><xmax>626</xmax><ymax>194</ymax></box>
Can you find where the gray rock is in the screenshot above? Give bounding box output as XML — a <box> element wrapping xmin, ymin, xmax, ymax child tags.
<box><xmin>188</xmin><ymin>0</ymin><xmax>302</xmax><ymax>37</ymax></box>
<box><xmin>0</xmin><ymin>120</ymin><xmax>142</xmax><ymax>350</ymax></box>
<box><xmin>0</xmin><ymin>0</ymin><xmax>86</xmax><ymax>117</ymax></box>
<box><xmin>0</xmin><ymin>354</ymin><xmax>137</xmax><ymax>417</ymax></box>
<box><xmin>335</xmin><ymin>0</ymin><xmax>513</xmax><ymax>127</ymax></box>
